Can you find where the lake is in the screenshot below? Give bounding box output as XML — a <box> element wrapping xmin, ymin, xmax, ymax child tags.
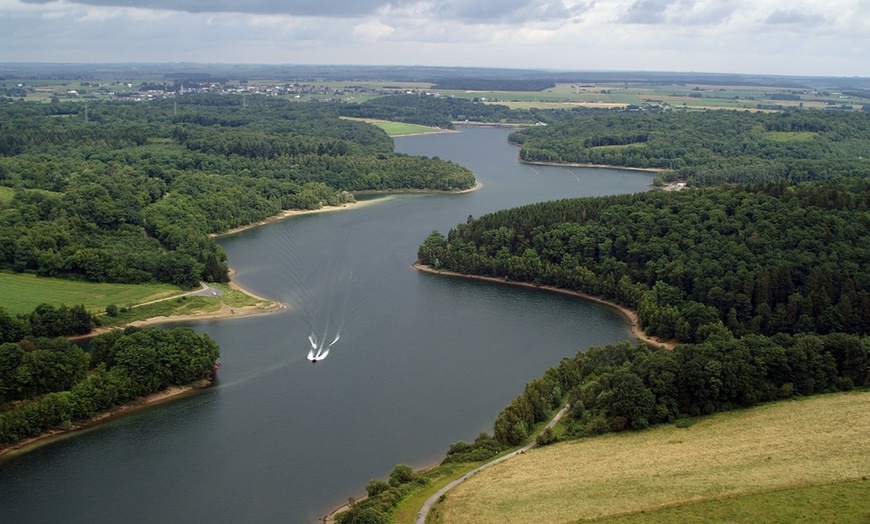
<box><xmin>0</xmin><ymin>128</ymin><xmax>653</xmax><ymax>523</ymax></box>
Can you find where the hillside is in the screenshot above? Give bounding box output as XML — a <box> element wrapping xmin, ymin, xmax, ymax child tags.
<box><xmin>438</xmin><ymin>391</ymin><xmax>870</xmax><ymax>523</ymax></box>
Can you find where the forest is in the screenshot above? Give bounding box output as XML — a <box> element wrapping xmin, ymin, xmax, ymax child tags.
<box><xmin>419</xmin><ymin>178</ymin><xmax>870</xmax><ymax>342</ymax></box>
<box><xmin>414</xmin><ymin>176</ymin><xmax>870</xmax><ymax>448</ymax></box>
<box><xmin>0</xmin><ymin>95</ymin><xmax>475</xmax><ymax>288</ymax></box>
<box><xmin>0</xmin><ymin>326</ymin><xmax>220</xmax><ymax>446</ymax></box>
<box><xmin>509</xmin><ymin>110</ymin><xmax>870</xmax><ymax>186</ymax></box>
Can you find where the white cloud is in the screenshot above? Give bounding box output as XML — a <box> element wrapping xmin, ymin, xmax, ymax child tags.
<box><xmin>352</xmin><ymin>19</ymin><xmax>394</xmax><ymax>43</ymax></box>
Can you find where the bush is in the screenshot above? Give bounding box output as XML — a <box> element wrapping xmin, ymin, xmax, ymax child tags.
<box><xmin>365</xmin><ymin>479</ymin><xmax>389</xmax><ymax>497</ymax></box>
<box><xmin>535</xmin><ymin>427</ymin><xmax>559</xmax><ymax>447</ymax></box>
<box><xmin>388</xmin><ymin>463</ymin><xmax>415</xmax><ymax>486</ymax></box>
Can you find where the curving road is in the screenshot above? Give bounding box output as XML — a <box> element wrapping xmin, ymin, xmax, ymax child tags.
<box><xmin>414</xmin><ymin>403</ymin><xmax>570</xmax><ymax>524</ymax></box>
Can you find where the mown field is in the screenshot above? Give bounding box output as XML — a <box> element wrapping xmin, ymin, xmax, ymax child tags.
<box><xmin>0</xmin><ymin>272</ymin><xmax>183</xmax><ymax>315</ymax></box>
<box><xmin>436</xmin><ymin>391</ymin><xmax>870</xmax><ymax>524</ymax></box>
<box><xmin>343</xmin><ymin>117</ymin><xmax>448</xmax><ymax>136</ymax></box>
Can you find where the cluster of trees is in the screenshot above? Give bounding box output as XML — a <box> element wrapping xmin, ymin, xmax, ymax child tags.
<box><xmin>0</xmin><ymin>95</ymin><xmax>474</xmax><ymax>286</ymax></box>
<box><xmin>337</xmin><ymin>463</ymin><xmax>425</xmax><ymax>524</ymax></box>
<box><xmin>0</xmin><ymin>326</ymin><xmax>219</xmax><ymax>446</ymax></box>
<box><xmin>0</xmin><ymin>304</ymin><xmax>95</xmax><ymax>342</ymax></box>
<box><xmin>492</xmin><ymin>333</ymin><xmax>868</xmax><ymax>447</ymax></box>
<box><xmin>419</xmin><ymin>178</ymin><xmax>870</xmax><ymax>342</ymax></box>
<box><xmin>509</xmin><ymin>110</ymin><xmax>870</xmax><ymax>185</ymax></box>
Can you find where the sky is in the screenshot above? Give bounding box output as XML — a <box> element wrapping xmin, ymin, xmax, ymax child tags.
<box><xmin>1</xmin><ymin>0</ymin><xmax>868</xmax><ymax>77</ymax></box>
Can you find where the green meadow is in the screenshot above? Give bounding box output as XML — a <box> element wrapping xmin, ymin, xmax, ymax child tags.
<box><xmin>0</xmin><ymin>272</ymin><xmax>183</xmax><ymax>315</ymax></box>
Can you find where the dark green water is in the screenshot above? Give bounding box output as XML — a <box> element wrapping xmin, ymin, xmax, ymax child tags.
<box><xmin>0</xmin><ymin>128</ymin><xmax>652</xmax><ymax>523</ymax></box>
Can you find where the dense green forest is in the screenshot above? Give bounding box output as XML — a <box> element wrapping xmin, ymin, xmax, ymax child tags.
<box><xmin>419</xmin><ymin>179</ymin><xmax>870</xmax><ymax>342</ymax></box>
<box><xmin>509</xmin><ymin>110</ymin><xmax>870</xmax><ymax>186</ymax></box>
<box><xmin>0</xmin><ymin>326</ymin><xmax>219</xmax><ymax>446</ymax></box>
<box><xmin>338</xmin><ymin>94</ymin><xmax>591</xmax><ymax>128</ymax></box>
<box><xmin>0</xmin><ymin>95</ymin><xmax>474</xmax><ymax>287</ymax></box>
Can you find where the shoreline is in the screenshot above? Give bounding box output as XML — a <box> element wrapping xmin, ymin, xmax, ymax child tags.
<box><xmin>0</xmin><ymin>373</ymin><xmax>216</xmax><ymax>461</ymax></box>
<box><xmin>523</xmin><ymin>159</ymin><xmax>668</xmax><ymax>174</ymax></box>
<box><xmin>212</xmin><ymin>199</ymin><xmax>377</xmax><ymax>238</ymax></box>
<box><xmin>412</xmin><ymin>263</ymin><xmax>676</xmax><ymax>350</ymax></box>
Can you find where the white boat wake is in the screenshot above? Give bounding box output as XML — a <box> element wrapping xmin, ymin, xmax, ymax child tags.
<box><xmin>306</xmin><ymin>332</ymin><xmax>341</xmax><ymax>363</ymax></box>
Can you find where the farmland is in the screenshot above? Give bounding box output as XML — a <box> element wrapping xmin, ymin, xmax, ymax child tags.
<box><xmin>437</xmin><ymin>391</ymin><xmax>870</xmax><ymax>524</ymax></box>
<box><xmin>0</xmin><ymin>272</ymin><xmax>183</xmax><ymax>315</ymax></box>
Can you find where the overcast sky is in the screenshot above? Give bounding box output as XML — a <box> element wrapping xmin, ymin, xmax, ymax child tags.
<box><xmin>1</xmin><ymin>0</ymin><xmax>867</xmax><ymax>77</ymax></box>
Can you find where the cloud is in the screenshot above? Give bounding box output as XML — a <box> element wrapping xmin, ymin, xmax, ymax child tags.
<box><xmin>764</xmin><ymin>8</ymin><xmax>825</xmax><ymax>27</ymax></box>
<box><xmin>19</xmin><ymin>0</ymin><xmax>593</xmax><ymax>23</ymax></box>
<box><xmin>618</xmin><ymin>0</ymin><xmax>674</xmax><ymax>24</ymax></box>
<box><xmin>618</xmin><ymin>0</ymin><xmax>737</xmax><ymax>26</ymax></box>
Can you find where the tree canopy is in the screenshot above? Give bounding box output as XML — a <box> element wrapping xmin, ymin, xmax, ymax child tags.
<box><xmin>419</xmin><ymin>178</ymin><xmax>870</xmax><ymax>342</ymax></box>
<box><xmin>509</xmin><ymin>110</ymin><xmax>870</xmax><ymax>186</ymax></box>
<box><xmin>0</xmin><ymin>95</ymin><xmax>475</xmax><ymax>286</ymax></box>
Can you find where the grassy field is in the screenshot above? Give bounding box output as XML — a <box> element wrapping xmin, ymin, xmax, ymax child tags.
<box><xmin>437</xmin><ymin>391</ymin><xmax>870</xmax><ymax>524</ymax></box>
<box><xmin>95</xmin><ymin>282</ymin><xmax>274</xmax><ymax>328</ymax></box>
<box><xmin>342</xmin><ymin>117</ymin><xmax>448</xmax><ymax>136</ymax></box>
<box><xmin>595</xmin><ymin>480</ymin><xmax>870</xmax><ymax>524</ymax></box>
<box><xmin>0</xmin><ymin>272</ymin><xmax>183</xmax><ymax>315</ymax></box>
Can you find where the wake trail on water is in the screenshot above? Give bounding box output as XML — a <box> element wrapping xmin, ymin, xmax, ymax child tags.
<box><xmin>274</xmin><ymin>220</ymin><xmax>399</xmax><ymax>363</ymax></box>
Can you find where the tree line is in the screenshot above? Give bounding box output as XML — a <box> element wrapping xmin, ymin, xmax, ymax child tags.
<box><xmin>0</xmin><ymin>304</ymin><xmax>95</xmax><ymax>342</ymax></box>
<box><xmin>509</xmin><ymin>109</ymin><xmax>870</xmax><ymax>186</ymax></box>
<box><xmin>0</xmin><ymin>95</ymin><xmax>474</xmax><ymax>287</ymax></box>
<box><xmin>0</xmin><ymin>326</ymin><xmax>219</xmax><ymax>447</ymax></box>
<box><xmin>337</xmin><ymin>94</ymin><xmax>597</xmax><ymax>128</ymax></box>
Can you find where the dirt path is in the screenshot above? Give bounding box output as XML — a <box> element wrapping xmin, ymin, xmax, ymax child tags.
<box><xmin>414</xmin><ymin>403</ymin><xmax>571</xmax><ymax>524</ymax></box>
<box><xmin>413</xmin><ymin>263</ymin><xmax>676</xmax><ymax>350</ymax></box>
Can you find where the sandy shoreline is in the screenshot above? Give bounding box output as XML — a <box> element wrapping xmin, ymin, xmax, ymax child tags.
<box><xmin>413</xmin><ymin>263</ymin><xmax>676</xmax><ymax>350</ymax></box>
<box><xmin>524</xmin><ymin>159</ymin><xmax>668</xmax><ymax>174</ymax></box>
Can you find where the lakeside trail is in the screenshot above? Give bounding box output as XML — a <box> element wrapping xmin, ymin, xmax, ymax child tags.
<box><xmin>321</xmin><ymin>403</ymin><xmax>572</xmax><ymax>524</ymax></box>
<box><xmin>413</xmin><ymin>263</ymin><xmax>676</xmax><ymax>350</ymax></box>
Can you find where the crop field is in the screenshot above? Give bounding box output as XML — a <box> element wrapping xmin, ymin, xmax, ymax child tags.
<box><xmin>438</xmin><ymin>391</ymin><xmax>870</xmax><ymax>524</ymax></box>
<box><xmin>0</xmin><ymin>272</ymin><xmax>183</xmax><ymax>315</ymax></box>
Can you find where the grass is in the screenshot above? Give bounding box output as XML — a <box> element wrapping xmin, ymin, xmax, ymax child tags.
<box><xmin>0</xmin><ymin>272</ymin><xmax>183</xmax><ymax>315</ymax></box>
<box><xmin>765</xmin><ymin>131</ymin><xmax>818</xmax><ymax>142</ymax></box>
<box><xmin>437</xmin><ymin>391</ymin><xmax>870</xmax><ymax>524</ymax></box>
<box><xmin>95</xmin><ymin>282</ymin><xmax>272</xmax><ymax>328</ymax></box>
<box><xmin>96</xmin><ymin>295</ymin><xmax>223</xmax><ymax>327</ymax></box>
<box><xmin>342</xmin><ymin>117</ymin><xmax>446</xmax><ymax>136</ymax></box>
<box><xmin>391</xmin><ymin>462</ymin><xmax>487</xmax><ymax>523</ymax></box>
<box><xmin>595</xmin><ymin>480</ymin><xmax>870</xmax><ymax>524</ymax></box>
